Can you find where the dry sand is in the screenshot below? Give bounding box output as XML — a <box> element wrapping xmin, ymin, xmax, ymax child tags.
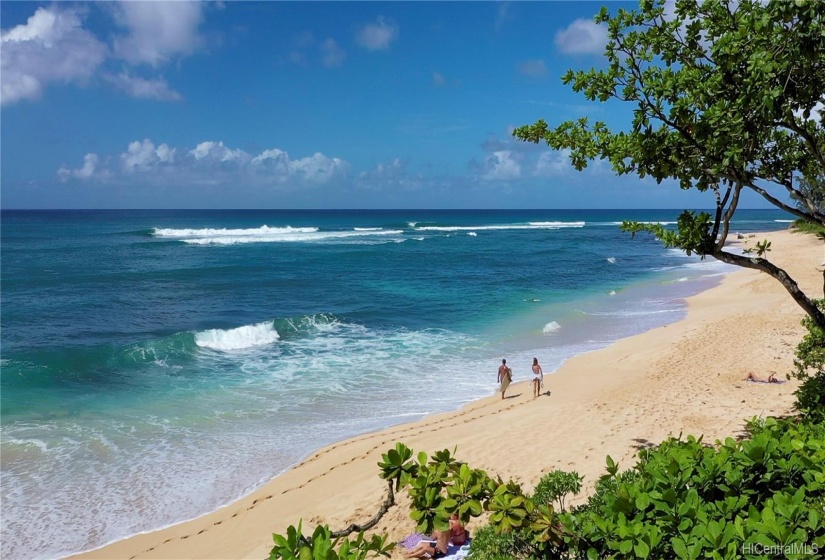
<box><xmin>71</xmin><ymin>229</ymin><xmax>824</xmax><ymax>560</ymax></box>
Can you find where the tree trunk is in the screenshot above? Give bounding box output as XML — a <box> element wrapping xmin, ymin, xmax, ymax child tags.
<box><xmin>712</xmin><ymin>249</ymin><xmax>825</xmax><ymax>330</ymax></box>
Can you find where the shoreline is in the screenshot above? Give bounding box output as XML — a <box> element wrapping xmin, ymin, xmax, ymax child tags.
<box><xmin>70</xmin><ymin>229</ymin><xmax>821</xmax><ymax>560</ymax></box>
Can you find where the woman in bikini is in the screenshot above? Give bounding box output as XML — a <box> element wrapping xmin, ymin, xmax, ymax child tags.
<box><xmin>404</xmin><ymin>514</ymin><xmax>468</xmax><ymax>558</ymax></box>
<box><xmin>532</xmin><ymin>357</ymin><xmax>544</xmax><ymax>398</ymax></box>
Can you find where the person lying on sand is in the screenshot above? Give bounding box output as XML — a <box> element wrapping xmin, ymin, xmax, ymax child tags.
<box><xmin>404</xmin><ymin>514</ymin><xmax>468</xmax><ymax>558</ymax></box>
<box><xmin>743</xmin><ymin>372</ymin><xmax>783</xmax><ymax>384</ymax></box>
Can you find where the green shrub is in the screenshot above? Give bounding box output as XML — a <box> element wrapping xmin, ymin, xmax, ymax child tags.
<box><xmin>269</xmin><ymin>522</ymin><xmax>393</xmax><ymax>560</ymax></box>
<box><xmin>794</xmin><ymin>300</ymin><xmax>825</xmax><ymax>380</ymax></box>
<box><xmin>791</xmin><ymin>219</ymin><xmax>825</xmax><ymax>237</ymax></box>
<box><xmin>466</xmin><ymin>525</ymin><xmax>534</xmax><ymax>560</ymax></box>
<box><xmin>531</xmin><ymin>470</ymin><xmax>582</xmax><ymax>513</ymax></box>
<box><xmin>796</xmin><ymin>375</ymin><xmax>825</xmax><ymax>423</ymax></box>
<box><xmin>561</xmin><ymin>418</ymin><xmax>825</xmax><ymax>559</ymax></box>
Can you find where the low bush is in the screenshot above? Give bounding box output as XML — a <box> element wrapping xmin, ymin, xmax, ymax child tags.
<box><xmin>791</xmin><ymin>219</ymin><xmax>825</xmax><ymax>238</ymax></box>
<box><xmin>560</xmin><ymin>418</ymin><xmax>825</xmax><ymax>559</ymax></box>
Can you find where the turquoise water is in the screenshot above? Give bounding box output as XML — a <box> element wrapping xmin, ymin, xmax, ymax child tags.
<box><xmin>0</xmin><ymin>209</ymin><xmax>791</xmax><ymax>558</ymax></box>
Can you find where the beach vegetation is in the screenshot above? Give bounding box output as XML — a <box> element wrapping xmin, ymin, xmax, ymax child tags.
<box><xmin>531</xmin><ymin>470</ymin><xmax>583</xmax><ymax>514</ymax></box>
<box><xmin>270</xmin><ymin>397</ymin><xmax>825</xmax><ymax>559</ymax></box>
<box><xmin>794</xmin><ymin>300</ymin><xmax>825</xmax><ymax>422</ymax></box>
<box><xmin>462</xmin><ymin>525</ymin><xmax>533</xmax><ymax>560</ymax></box>
<box><xmin>792</xmin><ymin>175</ymin><xmax>825</xmax><ymax>216</ymax></box>
<box><xmin>557</xmin><ymin>419</ymin><xmax>825</xmax><ymax>559</ymax></box>
<box><xmin>269</xmin><ymin>521</ymin><xmax>394</xmax><ymax>560</ymax></box>
<box><xmin>791</xmin><ymin>219</ymin><xmax>825</xmax><ymax>237</ymax></box>
<box><xmin>513</xmin><ymin>0</ymin><xmax>825</xmax><ymax>331</ymax></box>
<box><xmin>271</xmin><ymin>313</ymin><xmax>825</xmax><ymax>559</ymax></box>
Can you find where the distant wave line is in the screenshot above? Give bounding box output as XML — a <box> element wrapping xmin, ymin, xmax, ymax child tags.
<box><xmin>153</xmin><ymin>226</ymin><xmax>318</xmax><ymax>237</ymax></box>
<box><xmin>153</xmin><ymin>226</ymin><xmax>404</xmax><ymax>245</ymax></box>
<box><xmin>416</xmin><ymin>221</ymin><xmax>584</xmax><ymax>232</ymax></box>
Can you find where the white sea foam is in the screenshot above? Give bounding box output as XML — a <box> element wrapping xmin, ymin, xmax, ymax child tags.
<box><xmin>774</xmin><ymin>219</ymin><xmax>794</xmax><ymax>223</ymax></box>
<box><xmin>153</xmin><ymin>226</ymin><xmax>403</xmax><ymax>245</ymax></box>
<box><xmin>153</xmin><ymin>226</ymin><xmax>317</xmax><ymax>238</ymax></box>
<box><xmin>527</xmin><ymin>221</ymin><xmax>586</xmax><ymax>227</ymax></box>
<box><xmin>467</xmin><ymin>232</ymin><xmax>477</xmax><ymax>237</ymax></box>
<box><xmin>542</xmin><ymin>321</ymin><xmax>561</xmax><ymax>333</ymax></box>
<box><xmin>193</xmin><ymin>230</ymin><xmax>402</xmax><ymax>245</ymax></box>
<box><xmin>416</xmin><ymin>222</ymin><xmax>584</xmax><ymax>232</ymax></box>
<box><xmin>609</xmin><ymin>290</ymin><xmax>616</xmax><ymax>295</ymax></box>
<box><xmin>607</xmin><ymin>257</ymin><xmax>617</xmax><ymax>264</ymax></box>
<box><xmin>587</xmin><ymin>308</ymin><xmax>681</xmax><ymax>317</ymax></box>
<box><xmin>195</xmin><ymin>322</ymin><xmax>280</xmax><ymax>351</ymax></box>
<box><xmin>353</xmin><ymin>227</ymin><xmax>381</xmax><ymax>231</ymax></box>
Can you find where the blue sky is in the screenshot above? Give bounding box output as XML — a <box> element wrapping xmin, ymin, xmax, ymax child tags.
<box><xmin>1</xmin><ymin>1</ymin><xmax>772</xmax><ymax>209</ymax></box>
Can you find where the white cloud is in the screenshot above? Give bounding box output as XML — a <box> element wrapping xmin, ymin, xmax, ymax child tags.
<box><xmin>189</xmin><ymin>141</ymin><xmax>250</xmax><ymax>164</ymax></box>
<box><xmin>252</xmin><ymin>148</ymin><xmax>289</xmax><ymax>166</ymax></box>
<box><xmin>251</xmin><ymin>148</ymin><xmax>291</xmax><ymax>178</ymax></box>
<box><xmin>534</xmin><ymin>149</ymin><xmax>572</xmax><ymax>177</ymax></box>
<box><xmin>156</xmin><ymin>143</ymin><xmax>175</xmax><ymax>163</ymax></box>
<box><xmin>58</xmin><ymin>153</ymin><xmax>100</xmax><ymax>181</ymax></box>
<box><xmin>288</xmin><ymin>153</ymin><xmax>350</xmax><ymax>184</ymax></box>
<box><xmin>58</xmin><ymin>140</ymin><xmax>350</xmax><ymax>187</ymax></box>
<box><xmin>518</xmin><ymin>59</ymin><xmax>548</xmax><ymax>77</ymax></box>
<box><xmin>121</xmin><ymin>139</ymin><xmax>176</xmax><ymax>172</ymax></box>
<box><xmin>356</xmin><ymin>17</ymin><xmax>398</xmax><ymax>51</ymax></box>
<box><xmin>320</xmin><ymin>38</ymin><xmax>346</xmax><ymax>67</ymax></box>
<box><xmin>103</xmin><ymin>72</ymin><xmax>181</xmax><ymax>101</ymax></box>
<box><xmin>555</xmin><ymin>19</ymin><xmax>608</xmax><ymax>55</ymax></box>
<box><xmin>111</xmin><ymin>1</ymin><xmax>205</xmax><ymax>66</ymax></box>
<box><xmin>480</xmin><ymin>151</ymin><xmax>521</xmax><ymax>181</ymax></box>
<box><xmin>1</xmin><ymin>3</ymin><xmax>203</xmax><ymax>104</ymax></box>
<box><xmin>1</xmin><ymin>7</ymin><xmax>107</xmax><ymax>105</ymax></box>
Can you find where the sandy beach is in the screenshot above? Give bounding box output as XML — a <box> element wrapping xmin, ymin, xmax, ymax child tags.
<box><xmin>71</xmin><ymin>228</ymin><xmax>823</xmax><ymax>560</ymax></box>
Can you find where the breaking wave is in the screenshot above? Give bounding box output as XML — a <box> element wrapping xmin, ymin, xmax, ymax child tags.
<box><xmin>152</xmin><ymin>226</ymin><xmax>403</xmax><ymax>245</ymax></box>
<box><xmin>194</xmin><ymin>322</ymin><xmax>280</xmax><ymax>351</ymax></box>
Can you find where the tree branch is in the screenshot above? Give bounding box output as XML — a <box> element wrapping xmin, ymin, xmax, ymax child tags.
<box><xmin>330</xmin><ymin>481</ymin><xmax>396</xmax><ymax>538</ymax></box>
<box><xmin>712</xmin><ymin>249</ymin><xmax>825</xmax><ymax>328</ymax></box>
<box><xmin>745</xmin><ymin>182</ymin><xmax>825</xmax><ymax>226</ymax></box>
<box><xmin>714</xmin><ymin>180</ymin><xmax>738</xmax><ymax>251</ymax></box>
<box><xmin>777</xmin><ymin>119</ymin><xmax>825</xmax><ymax>171</ymax></box>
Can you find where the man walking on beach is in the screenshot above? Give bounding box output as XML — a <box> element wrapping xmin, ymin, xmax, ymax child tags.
<box><xmin>497</xmin><ymin>359</ymin><xmax>512</xmax><ymax>400</ymax></box>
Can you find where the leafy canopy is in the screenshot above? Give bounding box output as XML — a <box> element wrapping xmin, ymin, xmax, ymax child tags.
<box><xmin>515</xmin><ymin>0</ymin><xmax>825</xmax><ymax>217</ymax></box>
<box><xmin>513</xmin><ymin>0</ymin><xmax>825</xmax><ymax>329</ymax></box>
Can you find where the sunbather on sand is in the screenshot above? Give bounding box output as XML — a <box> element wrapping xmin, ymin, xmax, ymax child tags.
<box><xmin>743</xmin><ymin>372</ymin><xmax>781</xmax><ymax>383</ymax></box>
<box><xmin>404</xmin><ymin>514</ymin><xmax>468</xmax><ymax>558</ymax></box>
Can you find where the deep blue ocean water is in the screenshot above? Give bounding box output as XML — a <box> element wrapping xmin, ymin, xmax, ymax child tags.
<box><xmin>0</xmin><ymin>209</ymin><xmax>793</xmax><ymax>559</ymax></box>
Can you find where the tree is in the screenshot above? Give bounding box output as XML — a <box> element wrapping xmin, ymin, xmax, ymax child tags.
<box><xmin>793</xmin><ymin>175</ymin><xmax>825</xmax><ymax>215</ymax></box>
<box><xmin>513</xmin><ymin>0</ymin><xmax>825</xmax><ymax>330</ymax></box>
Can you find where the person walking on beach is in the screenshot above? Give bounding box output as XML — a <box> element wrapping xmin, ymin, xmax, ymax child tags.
<box><xmin>498</xmin><ymin>359</ymin><xmax>512</xmax><ymax>400</ymax></box>
<box><xmin>531</xmin><ymin>357</ymin><xmax>544</xmax><ymax>398</ymax></box>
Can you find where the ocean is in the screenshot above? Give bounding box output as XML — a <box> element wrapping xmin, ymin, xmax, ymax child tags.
<box><xmin>0</xmin><ymin>209</ymin><xmax>793</xmax><ymax>559</ymax></box>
